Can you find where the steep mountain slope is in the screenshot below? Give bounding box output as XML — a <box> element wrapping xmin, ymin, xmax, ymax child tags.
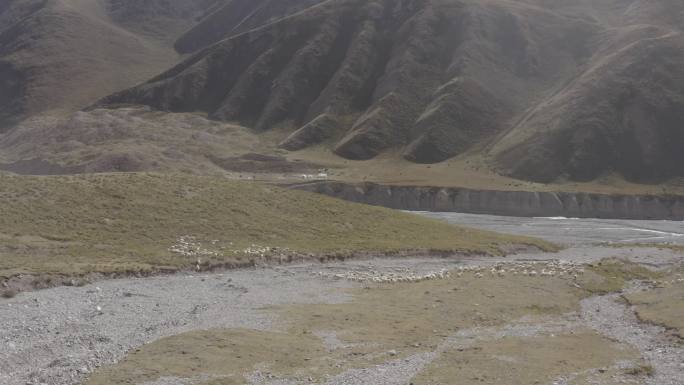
<box><xmin>492</xmin><ymin>30</ymin><xmax>684</xmax><ymax>183</ymax></box>
<box><xmin>2</xmin><ymin>0</ymin><xmax>683</xmax><ymax>186</ymax></box>
<box><xmin>491</xmin><ymin>0</ymin><xmax>684</xmax><ymax>183</ymax></box>
<box><xmin>95</xmin><ymin>0</ymin><xmax>684</xmax><ymax>184</ymax></box>
<box><xmin>99</xmin><ymin>0</ymin><xmax>595</xmax><ymax>158</ymax></box>
<box><xmin>0</xmin><ymin>0</ymin><xmax>226</xmax><ymax>131</ymax></box>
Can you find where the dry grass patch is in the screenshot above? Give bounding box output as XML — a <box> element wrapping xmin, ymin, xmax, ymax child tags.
<box><xmin>280</xmin><ymin>274</ymin><xmax>587</xmax><ymax>358</ymax></box>
<box><xmin>601</xmin><ymin>243</ymin><xmax>684</xmax><ymax>253</ymax></box>
<box><xmin>84</xmin><ymin>329</ymin><xmax>327</xmax><ymax>385</ymax></box>
<box><xmin>281</xmin><ymin>258</ymin><xmax>663</xmax><ymax>357</ymax></box>
<box><xmin>578</xmin><ymin>259</ymin><xmax>663</xmax><ymax>295</ymax></box>
<box><xmin>289</xmin><ymin>149</ymin><xmax>684</xmax><ymax>196</ymax></box>
<box><xmin>411</xmin><ymin>332</ymin><xmax>639</xmax><ymax>385</ymax></box>
<box><xmin>84</xmin><ymin>261</ymin><xmax>653</xmax><ymax>385</ymax></box>
<box><xmin>0</xmin><ymin>173</ymin><xmax>554</xmax><ymax>278</ymax></box>
<box><xmin>624</xmin><ymin>271</ymin><xmax>684</xmax><ymax>339</ymax></box>
<box><xmin>624</xmin><ymin>364</ymin><xmax>655</xmax><ymax>377</ymax></box>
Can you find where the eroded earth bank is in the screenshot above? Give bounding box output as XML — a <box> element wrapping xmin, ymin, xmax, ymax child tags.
<box><xmin>294</xmin><ymin>182</ymin><xmax>684</xmax><ymax>221</ymax></box>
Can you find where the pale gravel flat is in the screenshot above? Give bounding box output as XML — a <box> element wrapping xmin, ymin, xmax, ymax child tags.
<box><xmin>316</xmin><ymin>352</ymin><xmax>437</xmax><ymax>385</ymax></box>
<box><xmin>581</xmin><ymin>284</ymin><xmax>684</xmax><ymax>385</ymax></box>
<box><xmin>0</xmin><ymin>268</ymin><xmax>355</xmax><ymax>385</ymax></box>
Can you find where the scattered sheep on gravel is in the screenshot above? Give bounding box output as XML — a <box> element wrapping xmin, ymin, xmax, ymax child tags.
<box><xmin>316</xmin><ymin>269</ymin><xmax>451</xmax><ymax>283</ymax></box>
<box><xmin>317</xmin><ymin>261</ymin><xmax>588</xmax><ymax>284</ymax></box>
<box><xmin>455</xmin><ymin>261</ymin><xmax>586</xmax><ymax>280</ymax></box>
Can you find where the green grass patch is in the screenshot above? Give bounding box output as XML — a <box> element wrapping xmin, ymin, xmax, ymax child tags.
<box><xmin>625</xmin><ymin>364</ymin><xmax>655</xmax><ymax>377</ymax></box>
<box><xmin>579</xmin><ymin>259</ymin><xmax>663</xmax><ymax>295</ymax></box>
<box><xmin>411</xmin><ymin>332</ymin><xmax>637</xmax><ymax>385</ymax></box>
<box><xmin>281</xmin><ymin>273</ymin><xmax>587</xmax><ymax>355</ymax></box>
<box><xmin>0</xmin><ymin>173</ymin><xmax>554</xmax><ymax>277</ymax></box>
<box><xmin>600</xmin><ymin>243</ymin><xmax>684</xmax><ymax>253</ymax></box>
<box><xmin>624</xmin><ymin>267</ymin><xmax>684</xmax><ymax>339</ymax></box>
<box><xmin>84</xmin><ymin>328</ymin><xmax>327</xmax><ymax>385</ymax></box>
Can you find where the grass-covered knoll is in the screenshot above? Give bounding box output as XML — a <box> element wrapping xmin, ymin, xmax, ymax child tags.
<box><xmin>624</xmin><ymin>267</ymin><xmax>684</xmax><ymax>339</ymax></box>
<box><xmin>85</xmin><ymin>328</ymin><xmax>327</xmax><ymax>385</ymax></box>
<box><xmin>0</xmin><ymin>173</ymin><xmax>553</xmax><ymax>278</ymax></box>
<box><xmin>626</xmin><ymin>285</ymin><xmax>684</xmax><ymax>339</ymax></box>
<box><xmin>411</xmin><ymin>333</ymin><xmax>637</xmax><ymax>385</ymax></box>
<box><xmin>580</xmin><ymin>259</ymin><xmax>663</xmax><ymax>295</ymax></box>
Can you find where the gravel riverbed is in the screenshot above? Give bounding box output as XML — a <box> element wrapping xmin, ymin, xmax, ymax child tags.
<box><xmin>2</xmin><ymin>246</ymin><xmax>682</xmax><ymax>385</ymax></box>
<box><xmin>2</xmin><ymin>212</ymin><xmax>683</xmax><ymax>385</ymax></box>
<box><xmin>581</xmin><ymin>284</ymin><xmax>684</xmax><ymax>385</ymax></box>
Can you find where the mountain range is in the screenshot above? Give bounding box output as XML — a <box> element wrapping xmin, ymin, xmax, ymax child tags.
<box><xmin>1</xmin><ymin>0</ymin><xmax>683</xmax><ymax>186</ymax></box>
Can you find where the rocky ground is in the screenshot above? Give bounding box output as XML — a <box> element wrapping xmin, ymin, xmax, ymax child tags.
<box><xmin>1</xmin><ymin>214</ymin><xmax>683</xmax><ymax>385</ymax></box>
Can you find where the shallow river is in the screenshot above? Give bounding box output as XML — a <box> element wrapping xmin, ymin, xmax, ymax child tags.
<box><xmin>418</xmin><ymin>212</ymin><xmax>684</xmax><ymax>246</ymax></box>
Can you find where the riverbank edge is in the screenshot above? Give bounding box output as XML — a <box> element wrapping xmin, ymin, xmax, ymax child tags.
<box><xmin>291</xmin><ymin>181</ymin><xmax>684</xmax><ymax>221</ymax></box>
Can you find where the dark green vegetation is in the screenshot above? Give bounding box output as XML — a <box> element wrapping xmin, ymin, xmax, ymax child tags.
<box><xmin>0</xmin><ymin>173</ymin><xmax>553</xmax><ymax>278</ymax></box>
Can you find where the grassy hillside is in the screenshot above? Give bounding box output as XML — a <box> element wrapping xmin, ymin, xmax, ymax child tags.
<box><xmin>0</xmin><ymin>173</ymin><xmax>553</xmax><ymax>278</ymax></box>
<box><xmin>0</xmin><ymin>0</ymin><xmax>187</xmax><ymax>129</ymax></box>
<box><xmin>0</xmin><ymin>0</ymin><xmax>292</xmax><ymax>129</ymax></box>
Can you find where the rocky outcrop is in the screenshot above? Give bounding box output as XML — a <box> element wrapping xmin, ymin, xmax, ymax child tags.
<box><xmin>293</xmin><ymin>181</ymin><xmax>684</xmax><ymax>220</ymax></box>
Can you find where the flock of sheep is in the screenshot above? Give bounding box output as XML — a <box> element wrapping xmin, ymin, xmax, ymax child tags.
<box><xmin>168</xmin><ymin>237</ymin><xmax>683</xmax><ymax>287</ymax></box>
<box><xmin>168</xmin><ymin>236</ymin><xmax>222</xmax><ymax>258</ymax></box>
<box><xmin>169</xmin><ymin>237</ymin><xmax>281</xmax><ymax>259</ymax></box>
<box><xmin>299</xmin><ymin>172</ymin><xmax>328</xmax><ymax>180</ymax></box>
<box><xmin>454</xmin><ymin>261</ymin><xmax>587</xmax><ymax>280</ymax></box>
<box><xmin>317</xmin><ymin>268</ymin><xmax>452</xmax><ymax>283</ymax></box>
<box><xmin>316</xmin><ymin>261</ymin><xmax>589</xmax><ymax>284</ymax></box>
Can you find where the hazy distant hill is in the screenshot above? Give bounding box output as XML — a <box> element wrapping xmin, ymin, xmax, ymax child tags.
<box><xmin>0</xmin><ymin>0</ymin><xmax>221</xmax><ymax>130</ymax></box>
<box><xmin>96</xmin><ymin>0</ymin><xmax>684</xmax><ymax>183</ymax></box>
<box><xmin>2</xmin><ymin>0</ymin><xmax>683</xmax><ymax>185</ymax></box>
<box><xmin>4</xmin><ymin>0</ymin><xmax>315</xmax><ymax>129</ymax></box>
